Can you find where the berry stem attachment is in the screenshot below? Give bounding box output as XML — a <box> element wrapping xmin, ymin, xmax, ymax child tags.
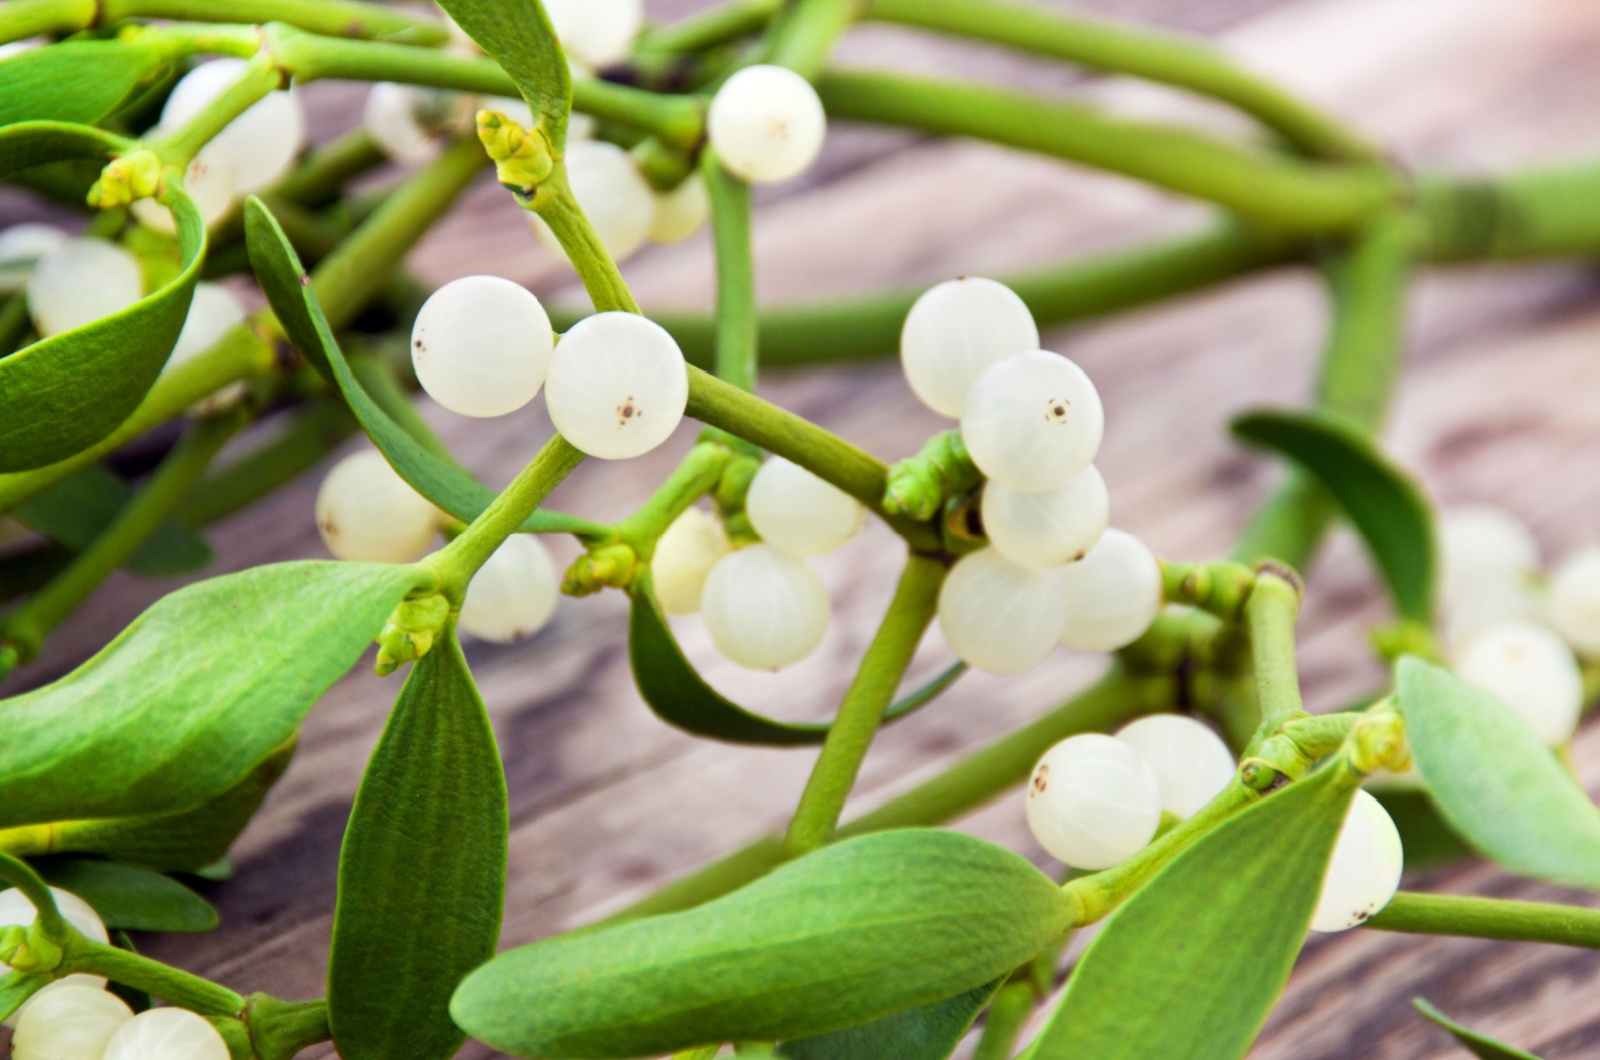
<box><xmin>883</xmin><ymin>430</ymin><xmax>981</xmax><ymax>522</ymax></box>
<box><xmin>1160</xmin><ymin>559</ymin><xmax>1256</xmax><ymax>622</ymax></box>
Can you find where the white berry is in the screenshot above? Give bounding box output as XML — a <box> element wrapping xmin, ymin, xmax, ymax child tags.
<box><xmin>1456</xmin><ymin>619</ymin><xmax>1583</xmax><ymax>746</ymax></box>
<box><xmin>0</xmin><ymin>223</ymin><xmax>67</xmax><ymax>292</ymax></box>
<box><xmin>745</xmin><ymin>457</ymin><xmax>864</xmax><ymax>558</ymax></box>
<box><xmin>26</xmin><ymin>236</ymin><xmax>143</xmax><ymax>337</ymax></box>
<box><xmin>532</xmin><ymin>140</ymin><xmax>655</xmax><ymax>263</ymax></box>
<box><xmin>131</xmin><ymin>148</ymin><xmax>237</xmax><ymax>234</ymax></box>
<box><xmin>1114</xmin><ymin>714</ymin><xmax>1235</xmax><ymax>818</ymax></box>
<box><xmin>701</xmin><ymin>544</ymin><xmax>830</xmax><ymax>669</ymax></box>
<box><xmin>652</xmin><ymin>507</ymin><xmax>729</xmax><ymax>615</ymax></box>
<box><xmin>1026</xmin><ymin>733</ymin><xmax>1163</xmax><ymax>870</ymax></box>
<box><xmin>11</xmin><ymin>984</ymin><xmax>132</xmax><ymax>1059</ymax></box>
<box><xmin>103</xmin><ymin>1007</ymin><xmax>230</xmax><ymax>1060</ymax></box>
<box><xmin>1311</xmin><ymin>789</ymin><xmax>1403</xmax><ymax>933</ymax></box>
<box><xmin>938</xmin><ymin>547</ymin><xmax>1069</xmax><ymax>675</ymax></box>
<box><xmin>1439</xmin><ymin>505</ymin><xmax>1540</xmax><ymax>608</ymax></box>
<box><xmin>982</xmin><ymin>465</ymin><xmax>1109</xmax><ymax>571</ymax></box>
<box><xmin>0</xmin><ymin>886</ymin><xmax>111</xmax><ymax>1028</ymax></box>
<box><xmin>1548</xmin><ymin>545</ymin><xmax>1600</xmax><ymax>656</ymax></box>
<box><xmin>164</xmin><ymin>282</ymin><xmax>249</xmax><ymax>415</ymax></box>
<box><xmin>364</xmin><ymin>82</ymin><xmax>442</xmax><ymax>165</ymax></box>
<box><xmin>160</xmin><ymin>59</ymin><xmax>306</xmax><ymax>193</ymax></box>
<box><xmin>1058</xmin><ymin>529</ymin><xmax>1163</xmax><ymax>652</ymax></box>
<box><xmin>707</xmin><ymin>65</ymin><xmax>827</xmax><ymax>185</ymax></box>
<box><xmin>459</xmin><ymin>535</ymin><xmax>558</xmax><ymax>643</ymax></box>
<box><xmin>411</xmin><ymin>275</ymin><xmax>555</xmax><ymax>418</ymax></box>
<box><xmin>544</xmin><ymin>312</ymin><xmax>688</xmax><ymax>460</ymax></box>
<box><xmin>315</xmin><ymin>449</ymin><xmax>439</xmax><ymax>563</ymax></box>
<box><xmin>961</xmin><ymin>350</ymin><xmax>1105</xmax><ymax>492</ymax></box>
<box><xmin>900</xmin><ymin>278</ymin><xmax>1040</xmax><ymax>418</ymax></box>
<box><xmin>543</xmin><ymin>0</ymin><xmax>643</xmax><ymax>67</ymax></box>
<box><xmin>649</xmin><ymin>173</ymin><xmax>710</xmax><ymax>243</ymax></box>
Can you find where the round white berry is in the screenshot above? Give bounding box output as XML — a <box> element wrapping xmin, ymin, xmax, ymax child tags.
<box><xmin>459</xmin><ymin>535</ymin><xmax>558</xmax><ymax>643</ymax></box>
<box><xmin>1311</xmin><ymin>789</ymin><xmax>1403</xmax><ymax>933</ymax></box>
<box><xmin>164</xmin><ymin>282</ymin><xmax>250</xmax><ymax>415</ymax></box>
<box><xmin>131</xmin><ymin>148</ymin><xmax>237</xmax><ymax>235</ymax></box>
<box><xmin>1058</xmin><ymin>529</ymin><xmax>1163</xmax><ymax>652</ymax></box>
<box><xmin>103</xmin><ymin>1007</ymin><xmax>230</xmax><ymax>1060</ymax></box>
<box><xmin>649</xmin><ymin>173</ymin><xmax>710</xmax><ymax>243</ymax></box>
<box><xmin>961</xmin><ymin>350</ymin><xmax>1105</xmax><ymax>493</ymax></box>
<box><xmin>745</xmin><ymin>457</ymin><xmax>864</xmax><ymax>558</ymax></box>
<box><xmin>1548</xmin><ymin>545</ymin><xmax>1600</xmax><ymax>656</ymax></box>
<box><xmin>1439</xmin><ymin>505</ymin><xmax>1539</xmax><ymax>607</ymax></box>
<box><xmin>364</xmin><ymin>82</ymin><xmax>442</xmax><ymax>165</ymax></box>
<box><xmin>1114</xmin><ymin>714</ymin><xmax>1235</xmax><ymax>818</ymax></box>
<box><xmin>0</xmin><ymin>886</ymin><xmax>111</xmax><ymax>1028</ymax></box>
<box><xmin>652</xmin><ymin>507</ymin><xmax>729</xmax><ymax>615</ymax></box>
<box><xmin>1456</xmin><ymin>619</ymin><xmax>1583</xmax><ymax>746</ymax></box>
<box><xmin>1440</xmin><ymin>579</ymin><xmax>1542</xmax><ymax>661</ymax></box>
<box><xmin>1026</xmin><ymin>733</ymin><xmax>1163</xmax><ymax>870</ymax></box>
<box><xmin>315</xmin><ymin>449</ymin><xmax>439</xmax><ymax>563</ymax></box>
<box><xmin>160</xmin><ymin>59</ymin><xmax>306</xmax><ymax>193</ymax></box>
<box><xmin>532</xmin><ymin>140</ymin><xmax>656</xmax><ymax>263</ymax></box>
<box><xmin>11</xmin><ymin>984</ymin><xmax>132</xmax><ymax>1060</ymax></box>
<box><xmin>938</xmin><ymin>547</ymin><xmax>1069</xmax><ymax>675</ymax></box>
<box><xmin>707</xmin><ymin>65</ymin><xmax>827</xmax><ymax>185</ymax></box>
<box><xmin>544</xmin><ymin>312</ymin><xmax>688</xmax><ymax>460</ymax></box>
<box><xmin>411</xmin><ymin>275</ymin><xmax>555</xmax><ymax>418</ymax></box>
<box><xmin>982</xmin><ymin>465</ymin><xmax>1109</xmax><ymax>571</ymax></box>
<box><xmin>701</xmin><ymin>544</ymin><xmax>830</xmax><ymax>669</ymax></box>
<box><xmin>543</xmin><ymin>0</ymin><xmax>643</xmax><ymax>67</ymax></box>
<box><xmin>900</xmin><ymin>278</ymin><xmax>1040</xmax><ymax>418</ymax></box>
<box><xmin>0</xmin><ymin>223</ymin><xmax>67</xmax><ymax>292</ymax></box>
<box><xmin>26</xmin><ymin>236</ymin><xmax>143</xmax><ymax>337</ymax></box>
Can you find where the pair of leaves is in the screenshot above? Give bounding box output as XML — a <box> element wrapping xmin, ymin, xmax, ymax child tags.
<box><xmin>1415</xmin><ymin>999</ymin><xmax>1543</xmax><ymax>1060</ymax></box>
<box><xmin>433</xmin><ymin>0</ymin><xmax>573</xmax><ymax>153</ymax></box>
<box><xmin>13</xmin><ymin>463</ymin><xmax>211</xmax><ymax>577</ymax></box>
<box><xmin>328</xmin><ymin>633</ymin><xmax>507</xmax><ymax>1060</ymax></box>
<box><xmin>0</xmin><ymin>41</ymin><xmax>169</xmax><ymax>127</ymax></box>
<box><xmin>1232</xmin><ymin>408</ymin><xmax>1437</xmax><ymax>623</ymax></box>
<box><xmin>777</xmin><ymin>978</ymin><xmax>1005</xmax><ymax>1060</ymax></box>
<box><xmin>0</xmin><ymin>122</ymin><xmax>205</xmax><ymax>473</ymax></box>
<box><xmin>30</xmin><ymin>858</ymin><xmax>217</xmax><ymax>934</ymax></box>
<box><xmin>450</xmin><ymin>829</ymin><xmax>1075</xmax><ymax>1058</ymax></box>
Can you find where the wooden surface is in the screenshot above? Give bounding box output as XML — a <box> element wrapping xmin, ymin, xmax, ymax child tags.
<box><xmin>10</xmin><ymin>0</ymin><xmax>1600</xmax><ymax>1056</ymax></box>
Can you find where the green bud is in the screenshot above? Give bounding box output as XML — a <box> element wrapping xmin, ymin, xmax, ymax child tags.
<box><xmin>87</xmin><ymin>150</ymin><xmax>163</xmax><ymax>209</ymax></box>
<box><xmin>561</xmin><ymin>543</ymin><xmax>638</xmax><ymax>597</ymax></box>
<box><xmin>476</xmin><ymin>109</ymin><xmax>555</xmax><ymax>200</ymax></box>
<box><xmin>374</xmin><ymin>593</ymin><xmax>452</xmax><ymax>676</ymax></box>
<box><xmin>883</xmin><ymin>429</ymin><xmax>982</xmax><ymax>522</ymax></box>
<box><xmin>1350</xmin><ymin>711</ymin><xmax>1409</xmax><ymax>776</ymax></box>
<box><xmin>0</xmin><ymin>925</ymin><xmax>63</xmax><ymax>975</ymax></box>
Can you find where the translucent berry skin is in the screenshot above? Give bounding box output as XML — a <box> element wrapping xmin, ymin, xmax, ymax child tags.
<box><xmin>1311</xmin><ymin>789</ymin><xmax>1403</xmax><ymax>933</ymax></box>
<box><xmin>1026</xmin><ymin>733</ymin><xmax>1163</xmax><ymax>870</ymax></box>
<box><xmin>459</xmin><ymin>535</ymin><xmax>558</xmax><ymax>643</ymax></box>
<box><xmin>900</xmin><ymin>277</ymin><xmax>1040</xmax><ymax>418</ymax></box>
<box><xmin>102</xmin><ymin>1006</ymin><xmax>231</xmax><ymax>1060</ymax></box>
<box><xmin>0</xmin><ymin>223</ymin><xmax>67</xmax><ymax>292</ymax></box>
<box><xmin>364</xmin><ymin>82</ymin><xmax>441</xmax><ymax>165</ymax></box>
<box><xmin>0</xmin><ymin>886</ymin><xmax>112</xmax><ymax>1028</ymax></box>
<box><xmin>161</xmin><ymin>59</ymin><xmax>306</xmax><ymax>193</ymax></box>
<box><xmin>1456</xmin><ymin>619</ymin><xmax>1583</xmax><ymax>746</ymax></box>
<box><xmin>707</xmin><ymin>65</ymin><xmax>827</xmax><ymax>185</ymax></box>
<box><xmin>1114</xmin><ymin>714</ymin><xmax>1235</xmax><ymax>818</ymax></box>
<box><xmin>938</xmin><ymin>547</ymin><xmax>1069</xmax><ymax>675</ymax></box>
<box><xmin>981</xmin><ymin>465</ymin><xmax>1109</xmax><ymax>571</ymax></box>
<box><xmin>411</xmin><ymin>275</ymin><xmax>555</xmax><ymax>418</ymax></box>
<box><xmin>1058</xmin><ymin>529</ymin><xmax>1163</xmax><ymax>652</ymax></box>
<box><xmin>1439</xmin><ymin>505</ymin><xmax>1540</xmax><ymax>607</ymax></box>
<box><xmin>652</xmin><ymin>507</ymin><xmax>729</xmax><ymax>615</ymax></box>
<box><xmin>1549</xmin><ymin>544</ymin><xmax>1600</xmax><ymax>655</ymax></box>
<box><xmin>11</xmin><ymin>984</ymin><xmax>133</xmax><ymax>1060</ymax></box>
<box><xmin>960</xmin><ymin>350</ymin><xmax>1105</xmax><ymax>493</ymax></box>
<box><xmin>650</xmin><ymin>173</ymin><xmax>711</xmax><ymax>243</ymax></box>
<box><xmin>745</xmin><ymin>457</ymin><xmax>864</xmax><ymax>558</ymax></box>
<box><xmin>26</xmin><ymin>236</ymin><xmax>143</xmax><ymax>337</ymax></box>
<box><xmin>543</xmin><ymin>0</ymin><xmax>643</xmax><ymax>67</ymax></box>
<box><xmin>532</xmin><ymin>141</ymin><xmax>656</xmax><ymax>263</ymax></box>
<box><xmin>315</xmin><ymin>450</ymin><xmax>439</xmax><ymax>563</ymax></box>
<box><xmin>701</xmin><ymin>544</ymin><xmax>830</xmax><ymax>669</ymax></box>
<box><xmin>165</xmin><ymin>282</ymin><xmax>249</xmax><ymax>416</ymax></box>
<box><xmin>131</xmin><ymin>148</ymin><xmax>237</xmax><ymax>235</ymax></box>
<box><xmin>544</xmin><ymin>312</ymin><xmax>689</xmax><ymax>460</ymax></box>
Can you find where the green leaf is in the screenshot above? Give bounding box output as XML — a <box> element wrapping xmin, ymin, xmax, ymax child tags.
<box><xmin>451</xmin><ymin>829</ymin><xmax>1075</xmax><ymax>1058</ymax></box>
<box><xmin>0</xmin><ymin>123</ymin><xmax>204</xmax><ymax>473</ymax></box>
<box><xmin>1030</xmin><ymin>766</ymin><xmax>1357</xmax><ymax>1060</ymax></box>
<box><xmin>628</xmin><ymin>572</ymin><xmax>963</xmax><ymax>745</ymax></box>
<box><xmin>0</xmin><ymin>41</ymin><xmax>169</xmax><ymax>127</ymax></box>
<box><xmin>329</xmin><ymin>632</ymin><xmax>507</xmax><ymax>1060</ymax></box>
<box><xmin>1232</xmin><ymin>408</ymin><xmax>1437</xmax><ymax>622</ymax></box>
<box><xmin>14</xmin><ymin>463</ymin><xmax>211</xmax><ymax>577</ymax></box>
<box><xmin>779</xmin><ymin>978</ymin><xmax>1005</xmax><ymax>1060</ymax></box>
<box><xmin>432</xmin><ymin>0</ymin><xmax>572</xmax><ymax>151</ymax></box>
<box><xmin>1397</xmin><ymin>656</ymin><xmax>1600</xmax><ymax>889</ymax></box>
<box><xmin>242</xmin><ymin>197</ymin><xmax>598</xmax><ymax>537</ymax></box>
<box><xmin>28</xmin><ymin>859</ymin><xmax>217</xmax><ymax>934</ymax></box>
<box><xmin>1372</xmin><ymin>788</ymin><xmax>1472</xmax><ymax>872</ymax></box>
<box><xmin>1414</xmin><ymin>999</ymin><xmax>1542</xmax><ymax>1060</ymax></box>
<box><xmin>0</xmin><ymin>561</ymin><xmax>424</xmax><ymax>829</ymax></box>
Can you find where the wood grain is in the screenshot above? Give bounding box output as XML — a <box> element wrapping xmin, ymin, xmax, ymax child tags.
<box><xmin>8</xmin><ymin>0</ymin><xmax>1600</xmax><ymax>1056</ymax></box>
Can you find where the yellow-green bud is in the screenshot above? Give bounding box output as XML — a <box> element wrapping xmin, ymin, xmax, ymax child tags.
<box><xmin>476</xmin><ymin>109</ymin><xmax>555</xmax><ymax>199</ymax></box>
<box><xmin>87</xmin><ymin>150</ymin><xmax>163</xmax><ymax>209</ymax></box>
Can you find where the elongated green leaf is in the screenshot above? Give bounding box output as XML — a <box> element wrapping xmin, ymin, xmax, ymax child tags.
<box><xmin>14</xmin><ymin>463</ymin><xmax>211</xmax><ymax>577</ymax></box>
<box><xmin>243</xmin><ymin>197</ymin><xmax>597</xmax><ymax>537</ymax></box>
<box><xmin>1414</xmin><ymin>999</ymin><xmax>1542</xmax><ymax>1060</ymax></box>
<box><xmin>0</xmin><ymin>561</ymin><xmax>424</xmax><ymax>829</ymax></box>
<box><xmin>329</xmin><ymin>632</ymin><xmax>506</xmax><ymax>1060</ymax></box>
<box><xmin>0</xmin><ymin>123</ymin><xmax>204</xmax><ymax>472</ymax></box>
<box><xmin>629</xmin><ymin>572</ymin><xmax>963</xmax><ymax>745</ymax></box>
<box><xmin>1031</xmin><ymin>766</ymin><xmax>1356</xmax><ymax>1060</ymax></box>
<box><xmin>28</xmin><ymin>859</ymin><xmax>217</xmax><ymax>934</ymax></box>
<box><xmin>1397</xmin><ymin>656</ymin><xmax>1600</xmax><ymax>889</ymax></box>
<box><xmin>0</xmin><ymin>41</ymin><xmax>168</xmax><ymax>127</ymax></box>
<box><xmin>433</xmin><ymin>0</ymin><xmax>571</xmax><ymax>151</ymax></box>
<box><xmin>779</xmin><ymin>978</ymin><xmax>1005</xmax><ymax>1060</ymax></box>
<box><xmin>1232</xmin><ymin>408</ymin><xmax>1436</xmax><ymax>622</ymax></box>
<box><xmin>451</xmin><ymin>830</ymin><xmax>1075</xmax><ymax>1058</ymax></box>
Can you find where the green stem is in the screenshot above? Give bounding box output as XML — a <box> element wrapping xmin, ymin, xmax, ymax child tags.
<box><xmin>622</xmin><ymin>441</ymin><xmax>732</xmax><ymax>552</ymax></box>
<box><xmin>150</xmin><ymin>49</ymin><xmax>283</xmax><ymax>167</ymax></box>
<box><xmin>1160</xmin><ymin>559</ymin><xmax>1256</xmax><ymax>622</ymax></box>
<box><xmin>244</xmin><ymin>995</ymin><xmax>332</xmax><ymax>1060</ymax></box>
<box><xmin>1245</xmin><ymin>565</ymin><xmax>1306</xmax><ymax>739</ymax></box>
<box><xmin>704</xmin><ymin>147</ymin><xmax>758</xmax><ymax>392</ymax></box>
<box><xmin>0</xmin><ymin>0</ymin><xmax>95</xmax><ymax>44</ymax></box>
<box><xmin>640</xmin><ymin>0</ymin><xmax>782</xmax><ymax>54</ymax></box>
<box><xmin>175</xmin><ymin>397</ymin><xmax>354</xmax><ymax>526</ymax></box>
<box><xmin>766</xmin><ymin>0</ymin><xmax>857</xmax><ymax>77</ymax></box>
<box><xmin>864</xmin><ymin>0</ymin><xmax>1376</xmax><ymax>162</ymax></box>
<box><xmin>0</xmin><ymin>854</ymin><xmax>64</xmax><ymax>937</ymax></box>
<box><xmin>1366</xmin><ymin>892</ymin><xmax>1600</xmax><ymax>949</ymax></box>
<box><xmin>103</xmin><ymin>0</ymin><xmax>446</xmax><ymax>43</ymax></box>
<box><xmin>816</xmin><ymin>69</ymin><xmax>1398</xmax><ymax>234</ymax></box>
<box><xmin>783</xmin><ymin>554</ymin><xmax>947</xmax><ymax>856</ymax></box>
<box><xmin>531</xmin><ymin>168</ymin><xmax>640</xmax><ymax>314</ymax></box>
<box><xmin>273</xmin><ymin>128</ymin><xmax>386</xmax><ymax>208</ymax></box>
<box><xmin>63</xmin><ymin>937</ymin><xmax>244</xmax><ymax>1016</ymax></box>
<box><xmin>972</xmin><ymin>977</ymin><xmax>1039</xmax><ymax>1060</ymax></box>
<box><xmin>1419</xmin><ymin>160</ymin><xmax>1600</xmax><ymax>262</ymax></box>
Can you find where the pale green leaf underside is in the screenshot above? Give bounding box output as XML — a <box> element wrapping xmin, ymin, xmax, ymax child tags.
<box><xmin>433</xmin><ymin>0</ymin><xmax>572</xmax><ymax>150</ymax></box>
<box><xmin>28</xmin><ymin>858</ymin><xmax>218</xmax><ymax>934</ymax></box>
